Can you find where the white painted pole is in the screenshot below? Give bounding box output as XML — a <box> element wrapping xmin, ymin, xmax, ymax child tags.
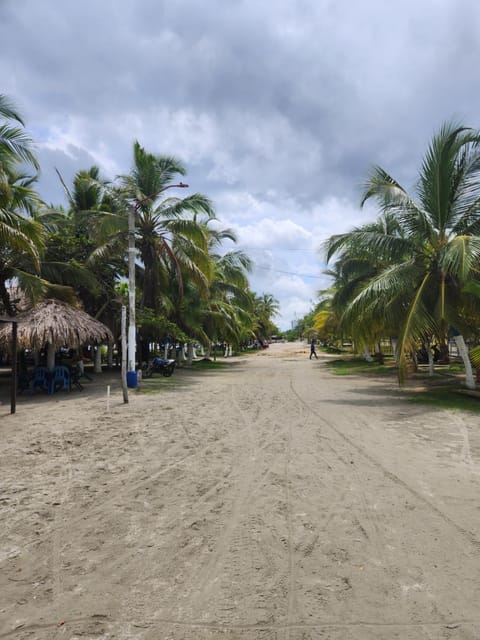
<box><xmin>121</xmin><ymin>305</ymin><xmax>128</xmax><ymax>404</ymax></box>
<box><xmin>127</xmin><ymin>204</ymin><xmax>136</xmax><ymax>374</ymax></box>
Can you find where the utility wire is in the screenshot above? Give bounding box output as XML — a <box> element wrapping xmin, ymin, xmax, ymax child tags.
<box><xmin>254</xmin><ymin>264</ymin><xmax>325</xmax><ymax>279</ymax></box>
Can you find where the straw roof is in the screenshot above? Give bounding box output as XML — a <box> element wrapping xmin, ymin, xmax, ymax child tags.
<box><xmin>0</xmin><ymin>298</ymin><xmax>114</xmax><ymax>351</ymax></box>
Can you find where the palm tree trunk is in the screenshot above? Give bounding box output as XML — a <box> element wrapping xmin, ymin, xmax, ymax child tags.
<box><xmin>391</xmin><ymin>337</ymin><xmax>399</xmax><ymax>363</ymax></box>
<box><xmin>427</xmin><ymin>349</ymin><xmax>434</xmax><ymax>376</ymax></box>
<box><xmin>107</xmin><ymin>344</ymin><xmax>114</xmax><ymax>368</ymax></box>
<box><xmin>362</xmin><ymin>345</ymin><xmax>373</xmax><ymax>362</ymax></box>
<box><xmin>425</xmin><ymin>338</ymin><xmax>434</xmax><ymax>376</ymax></box>
<box><xmin>411</xmin><ymin>349</ymin><xmax>418</xmax><ymax>372</ymax></box>
<box><xmin>94</xmin><ymin>346</ymin><xmax>102</xmax><ymax>373</ymax></box>
<box><xmin>178</xmin><ymin>343</ymin><xmax>186</xmax><ymax>365</ymax></box>
<box><xmin>47</xmin><ymin>343</ymin><xmax>55</xmax><ymax>370</ymax></box>
<box><xmin>453</xmin><ymin>334</ymin><xmax>475</xmax><ymax>389</ymax></box>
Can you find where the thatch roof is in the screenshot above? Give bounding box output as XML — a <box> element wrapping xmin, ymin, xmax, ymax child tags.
<box><xmin>0</xmin><ymin>298</ymin><xmax>114</xmax><ymax>351</ymax></box>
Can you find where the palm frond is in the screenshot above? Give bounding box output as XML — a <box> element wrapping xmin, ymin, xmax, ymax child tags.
<box><xmin>361</xmin><ymin>166</ymin><xmax>410</xmax><ymax>208</ymax></box>
<box><xmin>440</xmin><ymin>236</ymin><xmax>480</xmax><ymax>281</ymax></box>
<box><xmin>0</xmin><ymin>124</ymin><xmax>39</xmax><ymax>170</ymax></box>
<box><xmin>159</xmin><ymin>193</ymin><xmax>216</xmax><ymax>221</ymax></box>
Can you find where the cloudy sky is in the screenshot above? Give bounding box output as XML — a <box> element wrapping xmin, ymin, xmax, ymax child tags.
<box><xmin>2</xmin><ymin>0</ymin><xmax>479</xmax><ymax>329</ymax></box>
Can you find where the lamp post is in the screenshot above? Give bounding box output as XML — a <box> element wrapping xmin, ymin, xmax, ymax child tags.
<box><xmin>127</xmin><ymin>182</ymin><xmax>188</xmax><ymax>381</ymax></box>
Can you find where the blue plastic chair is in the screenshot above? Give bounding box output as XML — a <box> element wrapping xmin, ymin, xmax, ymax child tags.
<box><xmin>30</xmin><ymin>366</ymin><xmax>50</xmax><ymax>394</ymax></box>
<box><xmin>50</xmin><ymin>366</ymin><xmax>71</xmax><ymax>395</ymax></box>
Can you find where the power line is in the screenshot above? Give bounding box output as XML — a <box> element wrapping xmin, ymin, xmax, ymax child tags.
<box><xmin>254</xmin><ymin>264</ymin><xmax>325</xmax><ymax>279</ymax></box>
<box><xmin>239</xmin><ymin>246</ymin><xmax>321</xmax><ymax>253</ymax></box>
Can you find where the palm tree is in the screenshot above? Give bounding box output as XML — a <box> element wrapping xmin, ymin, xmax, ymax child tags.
<box><xmin>327</xmin><ymin>123</ymin><xmax>480</xmax><ymax>388</ymax></box>
<box><xmin>325</xmin><ymin>211</ymin><xmax>407</xmax><ymax>359</ymax></box>
<box><xmin>0</xmin><ymin>99</ymin><xmax>107</xmax><ymax>317</ymax></box>
<box><xmin>119</xmin><ymin>141</ymin><xmax>216</xmax><ymax>314</ymax></box>
<box><xmin>0</xmin><ymin>94</ymin><xmax>39</xmax><ymax>171</ymax></box>
<box><xmin>51</xmin><ymin>166</ymin><xmax>124</xmax><ymax>322</ymax></box>
<box><xmin>253</xmin><ymin>293</ymin><xmax>280</xmax><ymax>342</ymax></box>
<box><xmin>106</xmin><ymin>141</ymin><xmax>218</xmax><ymax>365</ymax></box>
<box><xmin>201</xmin><ymin>249</ymin><xmax>254</xmax><ymax>353</ymax></box>
<box><xmin>164</xmin><ymin>221</ymin><xmax>253</xmax><ymax>361</ymax></box>
<box><xmin>0</xmin><ymin>96</ymin><xmax>44</xmax><ymax>315</ymax></box>
<box><xmin>310</xmin><ymin>293</ymin><xmax>341</xmax><ymax>348</ymax></box>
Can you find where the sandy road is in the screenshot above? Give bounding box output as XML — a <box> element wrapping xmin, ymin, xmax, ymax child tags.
<box><xmin>1</xmin><ymin>342</ymin><xmax>480</xmax><ymax>639</ymax></box>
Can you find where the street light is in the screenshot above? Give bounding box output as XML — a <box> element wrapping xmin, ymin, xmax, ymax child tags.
<box><xmin>127</xmin><ymin>182</ymin><xmax>189</xmax><ymax>382</ymax></box>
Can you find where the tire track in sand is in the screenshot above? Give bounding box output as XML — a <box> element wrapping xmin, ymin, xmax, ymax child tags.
<box><xmin>290</xmin><ymin>378</ymin><xmax>480</xmax><ymax>553</ymax></box>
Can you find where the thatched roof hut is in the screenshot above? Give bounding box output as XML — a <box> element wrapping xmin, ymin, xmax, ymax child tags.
<box><xmin>0</xmin><ymin>298</ymin><xmax>114</xmax><ymax>352</ymax></box>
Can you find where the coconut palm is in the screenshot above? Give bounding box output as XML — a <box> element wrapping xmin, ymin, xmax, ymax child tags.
<box><xmin>309</xmin><ymin>292</ymin><xmax>342</xmax><ymax>348</ymax></box>
<box><xmin>201</xmin><ymin>249</ymin><xmax>254</xmax><ymax>351</ymax></box>
<box><xmin>325</xmin><ymin>211</ymin><xmax>408</xmax><ymax>358</ymax></box>
<box><xmin>162</xmin><ymin>221</ymin><xmax>253</xmax><ymax>361</ymax></box>
<box><xmin>327</xmin><ymin>123</ymin><xmax>480</xmax><ymax>388</ymax></box>
<box><xmin>0</xmin><ymin>104</ymin><xmax>101</xmax><ymax>315</ymax></box>
<box><xmin>49</xmin><ymin>166</ymin><xmax>124</xmax><ymax>323</ymax></box>
<box><xmin>0</xmin><ymin>96</ymin><xmax>45</xmax><ymax>315</ymax></box>
<box><xmin>0</xmin><ymin>94</ymin><xmax>39</xmax><ymax>171</ymax></box>
<box><xmin>119</xmin><ymin>141</ymin><xmax>216</xmax><ymax>313</ymax></box>
<box><xmin>253</xmin><ymin>293</ymin><xmax>280</xmax><ymax>341</ymax></box>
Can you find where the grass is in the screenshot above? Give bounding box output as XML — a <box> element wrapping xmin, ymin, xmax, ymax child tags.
<box><xmin>406</xmin><ymin>386</ymin><xmax>480</xmax><ymax>414</ymax></box>
<box><xmin>190</xmin><ymin>358</ymin><xmax>227</xmax><ymax>370</ymax></box>
<box><xmin>325</xmin><ymin>357</ymin><xmax>397</xmax><ymax>377</ymax></box>
<box><xmin>325</xmin><ymin>356</ymin><xmax>480</xmax><ymax>413</ymax></box>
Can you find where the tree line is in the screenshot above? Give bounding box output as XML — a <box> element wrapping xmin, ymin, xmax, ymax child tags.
<box><xmin>295</xmin><ymin>123</ymin><xmax>480</xmax><ymax>389</ymax></box>
<box><xmin>0</xmin><ymin>94</ymin><xmax>280</xmax><ymax>362</ymax></box>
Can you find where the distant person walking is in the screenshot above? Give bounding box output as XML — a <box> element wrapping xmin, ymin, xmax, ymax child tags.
<box><xmin>309</xmin><ymin>338</ymin><xmax>318</xmax><ymax>360</ymax></box>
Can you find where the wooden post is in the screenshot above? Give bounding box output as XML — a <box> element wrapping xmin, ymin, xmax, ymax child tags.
<box><xmin>11</xmin><ymin>321</ymin><xmax>17</xmax><ymax>414</ymax></box>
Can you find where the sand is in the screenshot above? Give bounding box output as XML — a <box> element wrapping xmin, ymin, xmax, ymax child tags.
<box><xmin>1</xmin><ymin>341</ymin><xmax>480</xmax><ymax>639</ymax></box>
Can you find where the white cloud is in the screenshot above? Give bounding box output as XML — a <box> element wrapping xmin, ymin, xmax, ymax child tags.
<box><xmin>2</xmin><ymin>0</ymin><xmax>480</xmax><ymax>329</ymax></box>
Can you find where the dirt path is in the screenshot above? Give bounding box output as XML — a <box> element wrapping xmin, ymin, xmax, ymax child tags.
<box><xmin>1</xmin><ymin>342</ymin><xmax>480</xmax><ymax>639</ymax></box>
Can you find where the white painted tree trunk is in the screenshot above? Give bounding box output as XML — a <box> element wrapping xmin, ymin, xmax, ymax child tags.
<box><xmin>427</xmin><ymin>349</ymin><xmax>434</xmax><ymax>376</ymax></box>
<box><xmin>391</xmin><ymin>338</ymin><xmax>399</xmax><ymax>363</ymax></box>
<box><xmin>453</xmin><ymin>334</ymin><xmax>475</xmax><ymax>389</ymax></box>
<box><xmin>186</xmin><ymin>343</ymin><xmax>194</xmax><ymax>366</ymax></box>
<box><xmin>94</xmin><ymin>346</ymin><xmax>102</xmax><ymax>373</ymax></box>
<box><xmin>178</xmin><ymin>343</ymin><xmax>186</xmax><ymax>365</ymax></box>
<box><xmin>362</xmin><ymin>345</ymin><xmax>373</xmax><ymax>362</ymax></box>
<box><xmin>412</xmin><ymin>349</ymin><xmax>418</xmax><ymax>369</ymax></box>
<box><xmin>425</xmin><ymin>338</ymin><xmax>434</xmax><ymax>376</ymax></box>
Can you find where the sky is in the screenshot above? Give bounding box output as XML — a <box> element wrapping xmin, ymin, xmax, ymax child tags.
<box><xmin>2</xmin><ymin>0</ymin><xmax>480</xmax><ymax>330</ymax></box>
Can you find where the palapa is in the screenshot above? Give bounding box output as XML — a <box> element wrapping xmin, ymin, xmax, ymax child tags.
<box><xmin>0</xmin><ymin>298</ymin><xmax>114</xmax><ymax>351</ymax></box>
